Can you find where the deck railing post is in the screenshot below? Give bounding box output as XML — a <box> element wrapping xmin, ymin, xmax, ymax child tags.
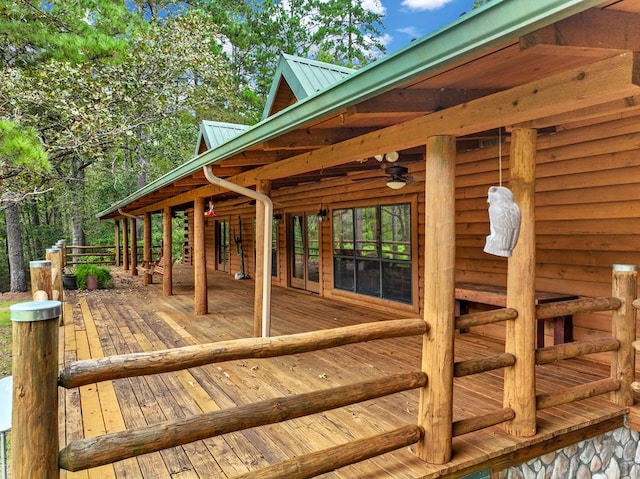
<box><xmin>503</xmin><ymin>127</ymin><xmax>537</xmax><ymax>437</ymax></box>
<box><xmin>143</xmin><ymin>213</ymin><xmax>152</xmax><ymax>285</ymax></box>
<box><xmin>45</xmin><ymin>247</ymin><xmax>62</xmax><ymax>302</ymax></box>
<box><xmin>10</xmin><ymin>301</ymin><xmax>61</xmax><ymax>479</ymax></box>
<box><xmin>611</xmin><ymin>264</ymin><xmax>637</xmax><ymax>406</ymax></box>
<box><xmin>416</xmin><ymin>135</ymin><xmax>456</xmax><ymax>464</ymax></box>
<box><xmin>29</xmin><ymin>260</ymin><xmax>53</xmax><ymax>301</ymax></box>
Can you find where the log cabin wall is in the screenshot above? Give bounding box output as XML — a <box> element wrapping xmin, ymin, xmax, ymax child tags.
<box><xmin>456</xmin><ymin>112</ymin><xmax>640</xmax><ymax>363</ymax></box>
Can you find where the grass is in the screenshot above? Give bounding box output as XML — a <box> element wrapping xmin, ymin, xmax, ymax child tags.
<box><xmin>0</xmin><ymin>301</ymin><xmax>14</xmax><ymax>378</ymax></box>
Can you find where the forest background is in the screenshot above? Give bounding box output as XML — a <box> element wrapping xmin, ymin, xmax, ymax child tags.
<box><xmin>0</xmin><ymin>0</ymin><xmax>488</xmax><ymax>292</ymax></box>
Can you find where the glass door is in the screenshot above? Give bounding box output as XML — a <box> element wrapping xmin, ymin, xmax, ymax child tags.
<box><xmin>216</xmin><ymin>220</ymin><xmax>230</xmax><ymax>272</ymax></box>
<box><xmin>290</xmin><ymin>213</ymin><xmax>320</xmax><ymax>293</ymax></box>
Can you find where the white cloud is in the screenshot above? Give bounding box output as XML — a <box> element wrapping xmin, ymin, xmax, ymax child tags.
<box><xmin>397</xmin><ymin>26</ymin><xmax>421</xmax><ymax>38</ymax></box>
<box><xmin>401</xmin><ymin>0</ymin><xmax>453</xmax><ymax>11</ymax></box>
<box><xmin>362</xmin><ymin>0</ymin><xmax>386</xmax><ymax>15</ymax></box>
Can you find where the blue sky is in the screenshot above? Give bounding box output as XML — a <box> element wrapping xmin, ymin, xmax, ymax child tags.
<box><xmin>375</xmin><ymin>0</ymin><xmax>478</xmax><ymax>53</ymax></box>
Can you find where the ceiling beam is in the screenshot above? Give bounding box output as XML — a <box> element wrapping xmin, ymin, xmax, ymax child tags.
<box><xmin>346</xmin><ymin>89</ymin><xmax>501</xmax><ymax>117</ymax></box>
<box><xmin>521</xmin><ymin>8</ymin><xmax>640</xmax><ymax>52</ymax></box>
<box><xmin>263</xmin><ymin>127</ymin><xmax>377</xmax><ymax>150</ymax></box>
<box><xmin>130</xmin><ymin>52</ymin><xmax>640</xmax><ymax>215</ymax></box>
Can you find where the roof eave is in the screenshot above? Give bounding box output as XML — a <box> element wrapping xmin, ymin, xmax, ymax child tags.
<box><xmin>97</xmin><ymin>0</ymin><xmax>602</xmax><ymax>220</ymax></box>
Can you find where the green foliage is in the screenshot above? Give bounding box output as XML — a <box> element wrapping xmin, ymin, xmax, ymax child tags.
<box><xmin>75</xmin><ymin>264</ymin><xmax>113</xmax><ymax>290</ymax></box>
<box><xmin>0</xmin><ymin>301</ymin><xmax>16</xmax><ymax>326</ymax></box>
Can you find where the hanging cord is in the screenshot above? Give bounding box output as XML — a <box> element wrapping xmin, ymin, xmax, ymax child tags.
<box><xmin>498</xmin><ymin>127</ymin><xmax>503</xmax><ymax>187</ymax></box>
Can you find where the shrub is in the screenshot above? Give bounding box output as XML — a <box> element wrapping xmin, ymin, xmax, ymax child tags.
<box><xmin>75</xmin><ymin>264</ymin><xmax>113</xmax><ymax>290</ymax></box>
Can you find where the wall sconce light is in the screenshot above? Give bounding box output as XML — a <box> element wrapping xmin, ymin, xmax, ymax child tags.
<box><xmin>317</xmin><ymin>209</ymin><xmax>328</xmax><ymax>221</ymax></box>
<box><xmin>204</xmin><ymin>200</ymin><xmax>217</xmax><ymax>217</ymax></box>
<box><xmin>273</xmin><ymin>213</ymin><xmax>283</xmax><ymax>222</ymax></box>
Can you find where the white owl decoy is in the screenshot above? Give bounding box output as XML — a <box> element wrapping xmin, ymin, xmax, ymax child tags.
<box><xmin>484</xmin><ymin>186</ymin><xmax>521</xmax><ymax>257</ymax></box>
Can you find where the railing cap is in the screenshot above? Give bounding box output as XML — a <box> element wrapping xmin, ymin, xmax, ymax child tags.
<box><xmin>613</xmin><ymin>264</ymin><xmax>637</xmax><ymax>272</ymax></box>
<box><xmin>10</xmin><ymin>301</ymin><xmax>62</xmax><ymax>322</ymax></box>
<box><xmin>46</xmin><ymin>248</ymin><xmax>59</xmax><ymax>253</ymax></box>
<box><xmin>29</xmin><ymin>260</ymin><xmax>52</xmax><ymax>268</ymax></box>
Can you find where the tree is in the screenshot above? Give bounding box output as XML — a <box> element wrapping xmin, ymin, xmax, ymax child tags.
<box><xmin>0</xmin><ymin>119</ymin><xmax>50</xmax><ymax>292</ymax></box>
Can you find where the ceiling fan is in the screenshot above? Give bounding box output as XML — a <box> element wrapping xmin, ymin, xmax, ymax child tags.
<box><xmin>385</xmin><ymin>164</ymin><xmax>410</xmax><ymax>190</ymax></box>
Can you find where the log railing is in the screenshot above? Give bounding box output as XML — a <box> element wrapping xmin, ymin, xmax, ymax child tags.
<box><xmin>10</xmin><ymin>264</ymin><xmax>639</xmax><ymax>479</ymax></box>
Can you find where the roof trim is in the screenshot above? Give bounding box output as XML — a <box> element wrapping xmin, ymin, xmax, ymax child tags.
<box><xmin>195</xmin><ymin>120</ymin><xmax>250</xmax><ymax>156</ymax></box>
<box><xmin>261</xmin><ymin>53</ymin><xmax>354</xmax><ymax>120</ymax></box>
<box><xmin>98</xmin><ymin>0</ymin><xmax>604</xmax><ymax>219</ymax></box>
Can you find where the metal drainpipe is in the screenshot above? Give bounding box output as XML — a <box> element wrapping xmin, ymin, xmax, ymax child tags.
<box><xmin>202</xmin><ymin>165</ymin><xmax>273</xmax><ymax>337</ymax></box>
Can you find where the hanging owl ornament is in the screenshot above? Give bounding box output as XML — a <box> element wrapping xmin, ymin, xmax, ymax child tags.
<box><xmin>484</xmin><ymin>186</ymin><xmax>521</xmax><ymax>257</ymax></box>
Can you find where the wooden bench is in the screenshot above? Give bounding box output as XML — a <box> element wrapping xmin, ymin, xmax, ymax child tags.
<box><xmin>137</xmin><ymin>259</ymin><xmax>164</xmax><ymax>282</ymax></box>
<box><xmin>455</xmin><ymin>282</ymin><xmax>578</xmax><ymax>348</ymax></box>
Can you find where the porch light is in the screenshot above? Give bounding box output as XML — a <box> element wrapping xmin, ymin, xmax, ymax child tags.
<box><xmin>374</xmin><ymin>154</ymin><xmax>384</xmax><ymax>162</ymax></box>
<box><xmin>386</xmin><ymin>179</ymin><xmax>406</xmax><ymax>190</ymax></box>
<box><xmin>385</xmin><ymin>151</ymin><xmax>399</xmax><ymax>162</ymax></box>
<box><xmin>317</xmin><ymin>209</ymin><xmax>329</xmax><ymax>221</ymax></box>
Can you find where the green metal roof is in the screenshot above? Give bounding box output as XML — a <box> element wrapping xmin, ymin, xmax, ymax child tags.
<box><xmin>98</xmin><ymin>0</ymin><xmax>605</xmax><ymax>220</ymax></box>
<box><xmin>261</xmin><ymin>53</ymin><xmax>354</xmax><ymax>120</ymax></box>
<box><xmin>195</xmin><ymin>121</ymin><xmax>250</xmax><ymax>156</ymax></box>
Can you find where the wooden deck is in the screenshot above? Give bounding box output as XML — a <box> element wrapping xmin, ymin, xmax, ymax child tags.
<box><xmin>58</xmin><ymin>265</ymin><xmax>628</xmax><ymax>479</ymax></box>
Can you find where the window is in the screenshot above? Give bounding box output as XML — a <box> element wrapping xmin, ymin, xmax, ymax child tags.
<box><xmin>216</xmin><ymin>220</ymin><xmax>230</xmax><ymax>272</ymax></box>
<box><xmin>333</xmin><ymin>203</ymin><xmax>412</xmax><ymax>304</ymax></box>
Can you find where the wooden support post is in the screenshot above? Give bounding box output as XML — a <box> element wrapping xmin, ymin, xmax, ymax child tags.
<box><xmin>130</xmin><ymin>215</ymin><xmax>137</xmax><ymax>276</ymax></box>
<box><xmin>611</xmin><ymin>264</ymin><xmax>638</xmax><ymax>406</ymax></box>
<box><xmin>503</xmin><ymin>127</ymin><xmax>537</xmax><ymax>437</ymax></box>
<box><xmin>122</xmin><ymin>217</ymin><xmax>129</xmax><ymax>272</ymax></box>
<box><xmin>417</xmin><ymin>135</ymin><xmax>456</xmax><ymax>464</ymax></box>
<box><xmin>45</xmin><ymin>248</ymin><xmax>62</xmax><ymax>302</ymax></box>
<box><xmin>254</xmin><ymin>180</ymin><xmax>271</xmax><ymax>337</ymax></box>
<box><xmin>163</xmin><ymin>207</ymin><xmax>173</xmax><ymax>296</ymax></box>
<box><xmin>10</xmin><ymin>300</ymin><xmax>61</xmax><ymax>479</ymax></box>
<box><xmin>114</xmin><ymin>220</ymin><xmax>121</xmax><ymax>267</ymax></box>
<box><xmin>143</xmin><ymin>213</ymin><xmax>152</xmax><ymax>285</ymax></box>
<box><xmin>194</xmin><ymin>198</ymin><xmax>208</xmax><ymax>315</ymax></box>
<box><xmin>29</xmin><ymin>260</ymin><xmax>52</xmax><ymax>301</ymax></box>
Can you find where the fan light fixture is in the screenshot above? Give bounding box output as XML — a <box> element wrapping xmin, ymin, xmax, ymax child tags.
<box><xmin>385</xmin><ymin>151</ymin><xmax>399</xmax><ymax>162</ymax></box>
<box><xmin>386</xmin><ymin>179</ymin><xmax>406</xmax><ymax>190</ymax></box>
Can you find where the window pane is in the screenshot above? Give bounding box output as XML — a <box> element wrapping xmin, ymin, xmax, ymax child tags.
<box><xmin>271</xmin><ymin>219</ymin><xmax>278</xmax><ymax>277</ymax></box>
<box><xmin>333</xmin><ymin>209</ymin><xmax>354</xmax><ymax>256</ymax></box>
<box><xmin>334</xmin><ymin>257</ymin><xmax>354</xmax><ymax>291</ymax></box>
<box><xmin>307</xmin><ymin>215</ymin><xmax>320</xmax><ymax>283</ymax></box>
<box><xmin>381</xmin><ymin>204</ymin><xmax>411</xmax><ymax>261</ymax></box>
<box><xmin>382</xmin><ymin>261</ymin><xmax>412</xmax><ymax>304</ymax></box>
<box><xmin>292</xmin><ymin>215</ymin><xmax>304</xmax><ymax>280</ymax></box>
<box><xmin>355</xmin><ymin>207</ymin><xmax>379</xmax><ymax>258</ymax></box>
<box><xmin>356</xmin><ymin>258</ymin><xmax>380</xmax><ymax>296</ymax></box>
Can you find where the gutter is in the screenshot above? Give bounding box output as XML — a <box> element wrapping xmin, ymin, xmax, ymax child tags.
<box><xmin>98</xmin><ymin>0</ymin><xmax>603</xmax><ymax>219</ymax></box>
<box><xmin>202</xmin><ymin>166</ymin><xmax>273</xmax><ymax>338</ymax></box>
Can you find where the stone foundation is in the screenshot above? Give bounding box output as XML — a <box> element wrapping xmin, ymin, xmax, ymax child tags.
<box><xmin>499</xmin><ymin>426</ymin><xmax>640</xmax><ymax>479</ymax></box>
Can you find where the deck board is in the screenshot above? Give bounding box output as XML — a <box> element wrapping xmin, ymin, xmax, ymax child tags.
<box><xmin>57</xmin><ymin>265</ymin><xmax>629</xmax><ymax>478</ymax></box>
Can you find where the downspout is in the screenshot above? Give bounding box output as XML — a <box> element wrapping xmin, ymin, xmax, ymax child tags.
<box><xmin>202</xmin><ymin>166</ymin><xmax>273</xmax><ymax>337</ymax></box>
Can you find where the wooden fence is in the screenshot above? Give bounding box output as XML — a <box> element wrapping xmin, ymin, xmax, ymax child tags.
<box><xmin>66</xmin><ymin>244</ymin><xmax>162</xmax><ymax>267</ymax></box>
<box><xmin>8</xmin><ymin>264</ymin><xmax>639</xmax><ymax>478</ymax></box>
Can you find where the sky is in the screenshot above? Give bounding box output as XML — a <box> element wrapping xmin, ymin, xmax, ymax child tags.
<box><xmin>373</xmin><ymin>0</ymin><xmax>479</xmax><ymax>54</ymax></box>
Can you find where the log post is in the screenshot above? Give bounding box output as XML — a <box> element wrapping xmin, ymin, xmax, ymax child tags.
<box><xmin>611</xmin><ymin>264</ymin><xmax>637</xmax><ymax>406</ymax></box>
<box><xmin>254</xmin><ymin>180</ymin><xmax>271</xmax><ymax>337</ymax></box>
<box><xmin>29</xmin><ymin>260</ymin><xmax>52</xmax><ymax>301</ymax></box>
<box><xmin>114</xmin><ymin>220</ymin><xmax>121</xmax><ymax>267</ymax></box>
<box><xmin>56</xmin><ymin>239</ymin><xmax>66</xmax><ymax>270</ymax></box>
<box><xmin>503</xmin><ymin>127</ymin><xmax>537</xmax><ymax>437</ymax></box>
<box><xmin>122</xmin><ymin>217</ymin><xmax>129</xmax><ymax>272</ymax></box>
<box><xmin>416</xmin><ymin>135</ymin><xmax>456</xmax><ymax>463</ymax></box>
<box><xmin>45</xmin><ymin>248</ymin><xmax>62</xmax><ymax>302</ymax></box>
<box><xmin>10</xmin><ymin>300</ymin><xmax>61</xmax><ymax>479</ymax></box>
<box><xmin>130</xmin><ymin>215</ymin><xmax>138</xmax><ymax>276</ymax></box>
<box><xmin>163</xmin><ymin>207</ymin><xmax>173</xmax><ymax>296</ymax></box>
<box><xmin>194</xmin><ymin>199</ymin><xmax>208</xmax><ymax>315</ymax></box>
<box><xmin>143</xmin><ymin>213</ymin><xmax>152</xmax><ymax>285</ymax></box>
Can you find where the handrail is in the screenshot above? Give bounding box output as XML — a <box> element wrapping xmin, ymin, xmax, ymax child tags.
<box><xmin>58</xmin><ymin>318</ymin><xmax>427</xmax><ymax>388</ymax></box>
<box><xmin>59</xmin><ymin>371</ymin><xmax>427</xmax><ymax>471</ymax></box>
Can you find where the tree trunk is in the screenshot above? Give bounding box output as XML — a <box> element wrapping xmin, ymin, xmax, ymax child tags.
<box><xmin>6</xmin><ymin>201</ymin><xmax>28</xmax><ymax>292</ymax></box>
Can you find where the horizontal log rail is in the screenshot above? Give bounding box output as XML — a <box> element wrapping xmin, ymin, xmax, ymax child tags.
<box><xmin>454</xmin><ymin>352</ymin><xmax>515</xmax><ymax>377</ymax></box>
<box><xmin>535</xmin><ymin>338</ymin><xmax>620</xmax><ymax>365</ymax></box>
<box><xmin>535</xmin><ymin>296</ymin><xmax>621</xmax><ymax>320</ymax></box>
<box><xmin>58</xmin><ymin>371</ymin><xmax>427</xmax><ymax>471</ymax></box>
<box><xmin>452</xmin><ymin>408</ymin><xmax>515</xmax><ymax>437</ymax></box>
<box><xmin>536</xmin><ymin>378</ymin><xmax>620</xmax><ymax>410</ymax></box>
<box><xmin>58</xmin><ymin>318</ymin><xmax>427</xmax><ymax>388</ymax></box>
<box><xmin>455</xmin><ymin>307</ymin><xmax>518</xmax><ymax>329</ymax></box>
<box><xmin>231</xmin><ymin>425</ymin><xmax>424</xmax><ymax>479</ymax></box>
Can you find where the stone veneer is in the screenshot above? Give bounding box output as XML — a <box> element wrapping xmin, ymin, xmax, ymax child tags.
<box><xmin>498</xmin><ymin>426</ymin><xmax>640</xmax><ymax>479</ymax></box>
